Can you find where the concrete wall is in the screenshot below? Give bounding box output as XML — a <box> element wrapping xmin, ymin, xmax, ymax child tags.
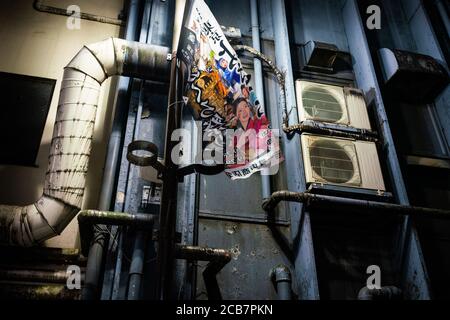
<box><xmin>0</xmin><ymin>0</ymin><xmax>124</xmax><ymax>248</ymax></box>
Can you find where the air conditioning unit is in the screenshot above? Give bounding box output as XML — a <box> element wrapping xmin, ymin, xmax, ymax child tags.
<box><xmin>296</xmin><ymin>80</ymin><xmax>372</xmax><ymax>130</ymax></box>
<box><xmin>301</xmin><ymin>134</ymin><xmax>385</xmax><ymax>191</ymax></box>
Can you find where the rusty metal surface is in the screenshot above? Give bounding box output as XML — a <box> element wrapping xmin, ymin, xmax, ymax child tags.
<box><xmin>0</xmin><ymin>282</ymin><xmax>81</xmax><ymax>300</ymax></box>
<box><xmin>196</xmin><ymin>219</ymin><xmax>293</xmax><ymax>300</ymax></box>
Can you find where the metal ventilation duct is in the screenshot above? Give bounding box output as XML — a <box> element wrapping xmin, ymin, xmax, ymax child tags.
<box><xmin>0</xmin><ymin>38</ymin><xmax>169</xmax><ymax>246</ymax></box>
<box><xmin>379</xmin><ymin>48</ymin><xmax>449</xmax><ymax>103</ymax></box>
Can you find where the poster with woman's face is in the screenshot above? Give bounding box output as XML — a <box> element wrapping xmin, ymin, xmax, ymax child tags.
<box><xmin>179</xmin><ymin>0</ymin><xmax>282</xmax><ymax>180</ymax></box>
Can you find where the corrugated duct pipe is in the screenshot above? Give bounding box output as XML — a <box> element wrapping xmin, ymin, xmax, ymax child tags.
<box><xmin>0</xmin><ymin>38</ymin><xmax>170</xmax><ymax>246</ymax></box>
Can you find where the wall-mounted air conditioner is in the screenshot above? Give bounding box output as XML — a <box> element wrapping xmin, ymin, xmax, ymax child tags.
<box><xmin>296</xmin><ymin>80</ymin><xmax>372</xmax><ymax>131</ymax></box>
<box><xmin>301</xmin><ymin>134</ymin><xmax>385</xmax><ymax>191</ymax></box>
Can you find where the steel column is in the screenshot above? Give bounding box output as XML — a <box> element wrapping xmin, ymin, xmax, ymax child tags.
<box><xmin>271</xmin><ymin>0</ymin><xmax>320</xmax><ymax>300</ymax></box>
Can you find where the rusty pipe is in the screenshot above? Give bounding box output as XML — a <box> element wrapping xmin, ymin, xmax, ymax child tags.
<box><xmin>262</xmin><ymin>191</ymin><xmax>450</xmax><ymax>219</ymax></box>
<box><xmin>270</xmin><ymin>265</ymin><xmax>292</xmax><ymax>300</ymax></box>
<box><xmin>175</xmin><ymin>245</ymin><xmax>232</xmax><ymax>300</ymax></box>
<box><xmin>0</xmin><ymin>269</ymin><xmax>84</xmax><ymax>284</ymax></box>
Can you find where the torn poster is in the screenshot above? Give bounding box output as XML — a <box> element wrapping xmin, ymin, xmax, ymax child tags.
<box><xmin>179</xmin><ymin>0</ymin><xmax>283</xmax><ymax>180</ymax></box>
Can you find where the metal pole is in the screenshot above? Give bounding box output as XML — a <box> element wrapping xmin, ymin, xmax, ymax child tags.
<box><xmin>250</xmin><ymin>0</ymin><xmax>271</xmax><ymax>199</ymax></box>
<box><xmin>156</xmin><ymin>57</ymin><xmax>185</xmax><ymax>300</ymax></box>
<box><xmin>435</xmin><ymin>0</ymin><xmax>450</xmax><ymax>40</ymax></box>
<box><xmin>98</xmin><ymin>0</ymin><xmax>142</xmax><ymax>212</ymax></box>
<box><xmin>271</xmin><ymin>0</ymin><xmax>320</xmax><ymax>299</ymax></box>
<box><xmin>127</xmin><ymin>232</ymin><xmax>148</xmax><ymax>300</ymax></box>
<box><xmin>270</xmin><ymin>265</ymin><xmax>292</xmax><ymax>300</ymax></box>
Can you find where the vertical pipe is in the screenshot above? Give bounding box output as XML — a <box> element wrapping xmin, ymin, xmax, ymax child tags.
<box><xmin>127</xmin><ymin>232</ymin><xmax>148</xmax><ymax>300</ymax></box>
<box><xmin>155</xmin><ymin>0</ymin><xmax>189</xmax><ymax>300</ymax></box>
<box><xmin>250</xmin><ymin>0</ymin><xmax>271</xmax><ymax>199</ymax></box>
<box><xmin>82</xmin><ymin>0</ymin><xmax>141</xmax><ymax>301</ymax></box>
<box><xmin>271</xmin><ymin>265</ymin><xmax>292</xmax><ymax>300</ymax></box>
<box><xmin>435</xmin><ymin>0</ymin><xmax>450</xmax><ymax>44</ymax></box>
<box><xmin>156</xmin><ymin>58</ymin><xmax>185</xmax><ymax>300</ymax></box>
<box><xmin>271</xmin><ymin>0</ymin><xmax>320</xmax><ymax>299</ymax></box>
<box><xmin>126</xmin><ymin>82</ymin><xmax>147</xmax><ymax>300</ymax></box>
<box><xmin>99</xmin><ymin>1</ymin><xmax>141</xmax><ymax>212</ymax></box>
<box><xmin>172</xmin><ymin>0</ymin><xmax>187</xmax><ymax>51</ymax></box>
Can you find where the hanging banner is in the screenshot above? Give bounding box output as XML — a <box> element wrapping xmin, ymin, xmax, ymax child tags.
<box><xmin>179</xmin><ymin>0</ymin><xmax>282</xmax><ymax>180</ymax></box>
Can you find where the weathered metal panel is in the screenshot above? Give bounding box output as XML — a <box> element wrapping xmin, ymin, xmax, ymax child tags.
<box><xmin>196</xmin><ymin>219</ymin><xmax>293</xmax><ymax>300</ymax></box>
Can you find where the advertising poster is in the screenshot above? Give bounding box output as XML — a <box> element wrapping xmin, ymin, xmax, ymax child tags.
<box><xmin>179</xmin><ymin>0</ymin><xmax>282</xmax><ymax>180</ymax></box>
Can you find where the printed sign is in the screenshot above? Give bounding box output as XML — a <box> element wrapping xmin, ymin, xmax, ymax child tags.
<box><xmin>179</xmin><ymin>0</ymin><xmax>282</xmax><ymax>180</ymax></box>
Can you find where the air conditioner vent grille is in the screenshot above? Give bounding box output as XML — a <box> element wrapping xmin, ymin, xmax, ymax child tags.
<box><xmin>309</xmin><ymin>140</ymin><xmax>355</xmax><ymax>184</ymax></box>
<box><xmin>302</xmin><ymin>87</ymin><xmax>344</xmax><ymax>123</ymax></box>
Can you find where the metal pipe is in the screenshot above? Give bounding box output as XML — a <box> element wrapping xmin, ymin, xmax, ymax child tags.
<box><xmin>270</xmin><ymin>265</ymin><xmax>292</xmax><ymax>300</ymax></box>
<box><xmin>78</xmin><ymin>210</ymin><xmax>155</xmax><ymax>228</ymax></box>
<box><xmin>0</xmin><ymin>269</ymin><xmax>83</xmax><ymax>284</ymax></box>
<box><xmin>78</xmin><ymin>210</ymin><xmax>155</xmax><ymax>300</ymax></box>
<box><xmin>358</xmin><ymin>286</ymin><xmax>402</xmax><ymax>300</ymax></box>
<box><xmin>82</xmin><ymin>231</ymin><xmax>106</xmax><ymax>300</ymax></box>
<box><xmin>124</xmin><ymin>83</ymin><xmax>152</xmax><ymax>302</ymax></box>
<box><xmin>78</xmin><ymin>209</ymin><xmax>155</xmax><ymax>255</ymax></box>
<box><xmin>172</xmin><ymin>0</ymin><xmax>187</xmax><ymax>51</ymax></box>
<box><xmin>127</xmin><ymin>231</ymin><xmax>148</xmax><ymax>300</ymax></box>
<box><xmin>283</xmin><ymin>120</ymin><xmax>378</xmax><ymax>142</ymax></box>
<box><xmin>0</xmin><ymin>283</ymin><xmax>81</xmax><ymax>300</ymax></box>
<box><xmin>0</xmin><ymin>38</ymin><xmax>170</xmax><ymax>247</ymax></box>
<box><xmin>154</xmin><ymin>0</ymin><xmax>190</xmax><ymax>300</ymax></box>
<box><xmin>175</xmin><ymin>245</ymin><xmax>232</xmax><ymax>300</ymax></box>
<box><xmin>262</xmin><ymin>191</ymin><xmax>450</xmax><ymax>219</ymax></box>
<box><xmin>249</xmin><ymin>0</ymin><xmax>271</xmax><ymax>199</ymax></box>
<box><xmin>98</xmin><ymin>0</ymin><xmax>142</xmax><ymax>215</ymax></box>
<box><xmin>33</xmin><ymin>0</ymin><xmax>125</xmax><ymax>26</ymax></box>
<box><xmin>156</xmin><ymin>55</ymin><xmax>185</xmax><ymax>300</ymax></box>
<box><xmin>81</xmin><ymin>1</ymin><xmax>149</xmax><ymax>300</ymax></box>
<box><xmin>435</xmin><ymin>0</ymin><xmax>450</xmax><ymax>39</ymax></box>
<box><xmin>271</xmin><ymin>0</ymin><xmax>320</xmax><ymax>300</ymax></box>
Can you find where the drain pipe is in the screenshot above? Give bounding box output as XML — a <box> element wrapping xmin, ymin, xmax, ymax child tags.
<box><xmin>0</xmin><ymin>38</ymin><xmax>170</xmax><ymax>247</ymax></box>
<box><xmin>155</xmin><ymin>0</ymin><xmax>187</xmax><ymax>300</ymax></box>
<box><xmin>262</xmin><ymin>191</ymin><xmax>450</xmax><ymax>219</ymax></box>
<box><xmin>358</xmin><ymin>286</ymin><xmax>402</xmax><ymax>300</ymax></box>
<box><xmin>172</xmin><ymin>0</ymin><xmax>187</xmax><ymax>52</ymax></box>
<box><xmin>435</xmin><ymin>0</ymin><xmax>450</xmax><ymax>38</ymax></box>
<box><xmin>127</xmin><ymin>232</ymin><xmax>149</xmax><ymax>300</ymax></box>
<box><xmin>83</xmin><ymin>0</ymin><xmax>142</xmax><ymax>301</ymax></box>
<box><xmin>78</xmin><ymin>209</ymin><xmax>156</xmax><ymax>300</ymax></box>
<box><xmin>250</xmin><ymin>0</ymin><xmax>271</xmax><ymax>199</ymax></box>
<box><xmin>270</xmin><ymin>265</ymin><xmax>292</xmax><ymax>300</ymax></box>
<box><xmin>175</xmin><ymin>245</ymin><xmax>232</xmax><ymax>300</ymax></box>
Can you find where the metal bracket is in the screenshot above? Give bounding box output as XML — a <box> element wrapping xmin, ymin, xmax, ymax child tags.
<box><xmin>127</xmin><ymin>140</ymin><xmax>166</xmax><ymax>175</ymax></box>
<box><xmin>176</xmin><ymin>163</ymin><xmax>225</xmax><ymax>180</ymax></box>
